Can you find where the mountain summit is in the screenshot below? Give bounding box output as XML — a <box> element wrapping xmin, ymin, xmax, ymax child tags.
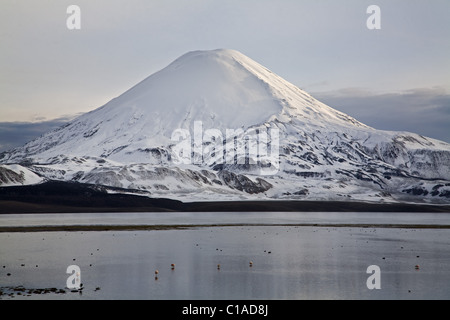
<box><xmin>1</xmin><ymin>49</ymin><xmax>449</xmax><ymax>203</ymax></box>
<box><xmin>1</xmin><ymin>49</ymin><xmax>368</xmax><ymax>162</ymax></box>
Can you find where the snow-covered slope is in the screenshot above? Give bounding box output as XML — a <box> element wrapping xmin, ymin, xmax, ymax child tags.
<box><xmin>0</xmin><ymin>49</ymin><xmax>369</xmax><ymax>162</ymax></box>
<box><xmin>0</xmin><ymin>164</ymin><xmax>43</xmax><ymax>187</ymax></box>
<box><xmin>1</xmin><ymin>49</ymin><xmax>449</xmax><ymax>202</ymax></box>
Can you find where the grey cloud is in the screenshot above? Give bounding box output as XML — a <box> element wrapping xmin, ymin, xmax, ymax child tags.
<box><xmin>0</xmin><ymin>115</ymin><xmax>76</xmax><ymax>153</ymax></box>
<box><xmin>312</xmin><ymin>87</ymin><xmax>450</xmax><ymax>143</ymax></box>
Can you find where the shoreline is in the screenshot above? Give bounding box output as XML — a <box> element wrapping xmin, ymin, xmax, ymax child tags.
<box><xmin>1</xmin><ymin>223</ymin><xmax>450</xmax><ymax>233</ymax></box>
<box><xmin>1</xmin><ymin>199</ymin><xmax>449</xmax><ymax>214</ymax></box>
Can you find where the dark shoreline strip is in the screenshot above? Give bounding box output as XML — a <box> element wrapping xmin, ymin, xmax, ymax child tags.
<box><xmin>1</xmin><ymin>223</ymin><xmax>449</xmax><ymax>233</ymax></box>
<box><xmin>1</xmin><ymin>181</ymin><xmax>450</xmax><ymax>214</ymax></box>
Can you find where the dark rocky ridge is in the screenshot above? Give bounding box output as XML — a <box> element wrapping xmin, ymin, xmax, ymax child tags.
<box><xmin>1</xmin><ymin>181</ymin><xmax>449</xmax><ymax>214</ymax></box>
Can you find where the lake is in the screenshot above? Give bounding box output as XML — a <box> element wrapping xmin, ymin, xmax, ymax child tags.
<box><xmin>1</xmin><ymin>211</ymin><xmax>450</xmax><ymax>300</ymax></box>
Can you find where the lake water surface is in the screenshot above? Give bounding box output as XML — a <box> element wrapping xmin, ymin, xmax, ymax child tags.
<box><xmin>1</xmin><ymin>211</ymin><xmax>449</xmax><ymax>300</ymax></box>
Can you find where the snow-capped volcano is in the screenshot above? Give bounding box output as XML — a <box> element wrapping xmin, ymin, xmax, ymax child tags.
<box><xmin>1</xmin><ymin>49</ymin><xmax>449</xmax><ymax>203</ymax></box>
<box><xmin>1</xmin><ymin>49</ymin><xmax>368</xmax><ymax>161</ymax></box>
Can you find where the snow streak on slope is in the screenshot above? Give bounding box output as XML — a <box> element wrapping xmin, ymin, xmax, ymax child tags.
<box><xmin>0</xmin><ymin>49</ymin><xmax>449</xmax><ymax>203</ymax></box>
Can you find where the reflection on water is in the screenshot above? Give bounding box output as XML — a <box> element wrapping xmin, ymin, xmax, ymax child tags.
<box><xmin>1</xmin><ymin>212</ymin><xmax>450</xmax><ymax>300</ymax></box>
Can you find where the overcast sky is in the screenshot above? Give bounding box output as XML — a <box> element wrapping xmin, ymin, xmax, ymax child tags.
<box><xmin>0</xmin><ymin>0</ymin><xmax>449</xmax><ymax>152</ymax></box>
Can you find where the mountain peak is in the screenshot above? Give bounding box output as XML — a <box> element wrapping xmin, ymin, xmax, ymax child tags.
<box><xmin>105</xmin><ymin>48</ymin><xmax>285</xmax><ymax>130</ymax></box>
<box><xmin>0</xmin><ymin>49</ymin><xmax>376</xmax><ymax>162</ymax></box>
<box><xmin>171</xmin><ymin>48</ymin><xmax>245</xmax><ymax>60</ymax></box>
<box><xmin>116</xmin><ymin>48</ymin><xmax>367</xmax><ymax>131</ymax></box>
<box><xmin>2</xmin><ymin>49</ymin><xmax>449</xmax><ymax>205</ymax></box>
